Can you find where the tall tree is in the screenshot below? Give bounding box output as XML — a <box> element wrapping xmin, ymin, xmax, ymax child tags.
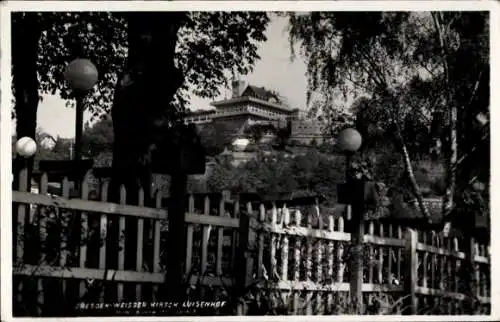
<box><xmin>110</xmin><ymin>11</ymin><xmax>269</xmax><ymax>206</ymax></box>
<box><xmin>11</xmin><ymin>13</ymin><xmax>43</xmax><ymax>189</ymax></box>
<box><xmin>286</xmin><ymin>12</ymin><xmax>489</xmax><ymax>231</ymax></box>
<box><xmin>429</xmin><ymin>12</ymin><xmax>489</xmax><ymax>234</ymax></box>
<box><xmin>11</xmin><ymin>11</ymin><xmax>269</xmax><ymax>192</ymax></box>
<box><xmin>11</xmin><ymin>11</ymin><xmax>270</xmax><ymax>303</ymax></box>
<box><xmin>110</xmin><ymin>12</ymin><xmax>269</xmax><ymax>303</ymax></box>
<box><xmin>11</xmin><ymin>12</ymin><xmax>127</xmax><ymax>188</ymax></box>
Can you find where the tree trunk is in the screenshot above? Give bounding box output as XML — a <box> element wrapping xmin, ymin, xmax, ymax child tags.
<box><xmin>111</xmin><ymin>12</ymin><xmax>185</xmax><ymax>204</ymax></box>
<box><xmin>383</xmin><ymin>90</ymin><xmax>433</xmax><ymax>223</ymax></box>
<box><xmin>110</xmin><ymin>12</ymin><xmax>186</xmax><ymax>302</ymax></box>
<box><xmin>431</xmin><ymin>12</ymin><xmax>458</xmax><ymax>232</ymax></box>
<box><xmin>398</xmin><ymin>133</ymin><xmax>433</xmax><ymax>223</ymax></box>
<box><xmin>163</xmin><ymin>173</ymin><xmax>188</xmax><ymax>302</ymax></box>
<box><xmin>12</xmin><ymin>13</ymin><xmax>42</xmax><ymax>191</ymax></box>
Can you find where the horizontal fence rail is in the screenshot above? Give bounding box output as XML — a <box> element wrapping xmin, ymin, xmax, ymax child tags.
<box><xmin>12</xmin><ymin>170</ymin><xmax>491</xmax><ymax>316</ymax></box>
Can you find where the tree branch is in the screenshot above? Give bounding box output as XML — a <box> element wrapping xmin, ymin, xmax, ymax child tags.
<box><xmin>359</xmin><ymin>49</ymin><xmax>388</xmax><ymax>89</ymax></box>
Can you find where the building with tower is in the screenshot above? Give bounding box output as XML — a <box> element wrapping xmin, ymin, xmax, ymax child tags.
<box><xmin>184</xmin><ymin>79</ymin><xmax>325</xmax><ymax>147</ymax></box>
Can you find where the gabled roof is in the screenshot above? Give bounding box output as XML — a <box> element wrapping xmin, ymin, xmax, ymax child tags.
<box><xmin>242</xmin><ymin>85</ymin><xmax>277</xmax><ymax>101</ymax></box>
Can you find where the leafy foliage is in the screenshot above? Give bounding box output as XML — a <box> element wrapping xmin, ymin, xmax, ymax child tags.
<box><xmin>286</xmin><ymin>12</ymin><xmax>489</xmax><ymax>228</ymax></box>
<box><xmin>81</xmin><ymin>117</ymin><xmax>114</xmax><ymax>158</ymax></box>
<box><xmin>19</xmin><ymin>12</ymin><xmax>128</xmax><ymax>118</ymax></box>
<box><xmin>206</xmin><ymin>150</ymin><xmax>345</xmax><ymax>207</ymax></box>
<box><xmin>13</xmin><ymin>12</ymin><xmax>270</xmax><ymax>120</ymax></box>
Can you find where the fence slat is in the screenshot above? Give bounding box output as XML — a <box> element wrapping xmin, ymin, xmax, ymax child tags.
<box><xmin>185</xmin><ymin>195</ymin><xmax>195</xmax><ymax>275</ymax></box>
<box><xmin>38</xmin><ymin>173</ymin><xmax>48</xmax><ymax>266</ymax></box>
<box><xmin>387</xmin><ymin>224</ymin><xmax>393</xmax><ymax>284</ymax></box>
<box><xmin>37</xmin><ymin>173</ymin><xmax>48</xmax><ymax>316</ymax></box>
<box><xmin>270</xmin><ymin>204</ymin><xmax>277</xmax><ymax>280</ymax></box>
<box><xmin>305</xmin><ymin>211</ymin><xmax>313</xmax><ymax>315</ymax></box>
<box><xmin>337</xmin><ymin>216</ymin><xmax>346</xmax><ymax>288</ymax></box>
<box><xmin>257</xmin><ymin>204</ymin><xmax>266</xmax><ymax>279</ymax></box>
<box><xmin>216</xmin><ymin>198</ymin><xmax>225</xmax><ymax>276</ymax></box>
<box><xmin>422</xmin><ymin>232</ymin><xmax>428</xmax><ymax>288</ymax></box>
<box><xmin>338</xmin><ymin>216</ymin><xmax>344</xmax><ymax>232</ymax></box>
<box><xmin>377</xmin><ymin>223</ymin><xmax>384</xmax><ymax>284</ymax></box>
<box><xmin>313</xmin><ymin>202</ymin><xmax>322</xmax><ymax>313</ymax></box>
<box><xmin>152</xmin><ymin>191</ymin><xmax>162</xmax><ymax>301</ymax></box>
<box><xmin>315</xmin><ymin>240</ymin><xmax>322</xmax><ymax>313</ymax></box>
<box><xmin>201</xmin><ymin>196</ymin><xmax>211</xmax><ymax>276</ymax></box>
<box><xmin>231</xmin><ymin>198</ymin><xmax>240</xmax><ymax>271</ymax></box>
<box><xmin>326</xmin><ymin>212</ymin><xmax>334</xmax><ymax>313</ymax></box>
<box><xmin>293</xmin><ymin>210</ymin><xmax>301</xmax><ymax>315</ymax></box>
<box><xmin>135</xmin><ymin>188</ymin><xmax>145</xmax><ymax>300</ymax></box>
<box><xmin>15</xmin><ymin>167</ymin><xmax>28</xmax><ymax>309</ymax></box>
<box><xmin>281</xmin><ymin>206</ymin><xmax>289</xmax><ymax>281</ymax></box>
<box><xmin>439</xmin><ymin>235</ymin><xmax>445</xmax><ymax>293</ymax></box>
<box><xmin>453</xmin><ymin>238</ymin><xmax>460</xmax><ymax>313</ymax></box>
<box><xmin>446</xmin><ymin>238</ymin><xmax>453</xmax><ymax>314</ymax></box>
<box><xmin>368</xmin><ymin>222</ymin><xmax>375</xmax><ymax>284</ymax></box>
<box><xmin>79</xmin><ymin>177</ymin><xmax>90</xmax><ymax>298</ymax></box>
<box><xmin>152</xmin><ymin>219</ymin><xmax>161</xmax><ymax>294</ymax></box>
<box><xmin>397</xmin><ymin>226</ymin><xmax>403</xmax><ymax>281</ymax></box>
<box><xmin>60</xmin><ymin>177</ymin><xmax>70</xmax><ymax>299</ymax></box>
<box><xmin>153</xmin><ymin>192</ymin><xmax>162</xmax><ymax>274</ymax></box>
<box><xmin>236</xmin><ymin>203</ymin><xmax>255</xmax><ymax>315</ymax></box>
<box><xmin>116</xmin><ymin>185</ymin><xmax>127</xmax><ymax>302</ymax></box>
<box><xmin>98</xmin><ymin>182</ymin><xmax>109</xmax><ymax>302</ymax></box>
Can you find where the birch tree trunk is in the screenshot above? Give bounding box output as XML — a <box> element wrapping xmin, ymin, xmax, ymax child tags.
<box><xmin>383</xmin><ymin>90</ymin><xmax>433</xmax><ymax>223</ymax></box>
<box><xmin>397</xmin><ymin>132</ymin><xmax>433</xmax><ymax>222</ymax></box>
<box><xmin>431</xmin><ymin>12</ymin><xmax>458</xmax><ymax>232</ymax></box>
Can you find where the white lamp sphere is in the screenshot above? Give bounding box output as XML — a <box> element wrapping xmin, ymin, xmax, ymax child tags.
<box><xmin>64</xmin><ymin>58</ymin><xmax>99</xmax><ymax>91</ymax></box>
<box><xmin>337</xmin><ymin>128</ymin><xmax>362</xmax><ymax>152</ymax></box>
<box><xmin>232</xmin><ymin>138</ymin><xmax>250</xmax><ymax>152</ymax></box>
<box><xmin>16</xmin><ymin>136</ymin><xmax>37</xmax><ymax>157</ymax></box>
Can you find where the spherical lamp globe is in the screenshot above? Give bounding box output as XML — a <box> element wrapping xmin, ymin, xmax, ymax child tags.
<box><xmin>337</xmin><ymin>128</ymin><xmax>362</xmax><ymax>153</ymax></box>
<box><xmin>232</xmin><ymin>138</ymin><xmax>250</xmax><ymax>152</ymax></box>
<box><xmin>16</xmin><ymin>136</ymin><xmax>37</xmax><ymax>157</ymax></box>
<box><xmin>64</xmin><ymin>58</ymin><xmax>99</xmax><ymax>91</ymax></box>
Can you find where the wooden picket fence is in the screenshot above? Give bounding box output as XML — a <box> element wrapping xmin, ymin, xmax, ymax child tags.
<box><xmin>238</xmin><ymin>204</ymin><xmax>490</xmax><ymax>315</ymax></box>
<box><xmin>12</xmin><ymin>170</ymin><xmax>491</xmax><ymax>316</ymax></box>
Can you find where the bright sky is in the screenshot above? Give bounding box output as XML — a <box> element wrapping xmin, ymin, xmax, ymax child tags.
<box><xmin>28</xmin><ymin>15</ymin><xmax>309</xmax><ymax>139</ymax></box>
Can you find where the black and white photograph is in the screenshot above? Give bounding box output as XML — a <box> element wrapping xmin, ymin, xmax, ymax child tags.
<box><xmin>0</xmin><ymin>1</ymin><xmax>496</xmax><ymax>319</ymax></box>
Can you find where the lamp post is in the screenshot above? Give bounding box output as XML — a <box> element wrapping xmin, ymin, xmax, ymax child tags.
<box><xmin>63</xmin><ymin>58</ymin><xmax>98</xmax><ymax>163</ymax></box>
<box><xmin>337</xmin><ymin>128</ymin><xmax>364</xmax><ymax>314</ymax></box>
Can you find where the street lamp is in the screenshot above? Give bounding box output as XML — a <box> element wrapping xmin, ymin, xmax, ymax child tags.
<box><xmin>14</xmin><ymin>137</ymin><xmax>37</xmax><ymax>189</ymax></box>
<box><xmin>63</xmin><ymin>58</ymin><xmax>98</xmax><ymax>162</ymax></box>
<box><xmin>337</xmin><ymin>127</ymin><xmax>364</xmax><ymax>314</ymax></box>
<box><xmin>337</xmin><ymin>127</ymin><xmax>362</xmax><ymax>218</ymax></box>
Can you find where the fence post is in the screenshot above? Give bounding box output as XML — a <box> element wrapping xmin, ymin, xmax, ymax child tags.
<box><xmin>14</xmin><ymin>159</ymin><xmax>30</xmax><ymax>312</ymax></box>
<box><xmin>465</xmin><ymin>235</ymin><xmax>477</xmax><ymax>313</ymax></box>
<box><xmin>349</xmin><ymin>203</ymin><xmax>364</xmax><ymax>314</ymax></box>
<box><xmin>403</xmin><ymin>228</ymin><xmax>418</xmax><ymax>314</ymax></box>
<box><xmin>236</xmin><ymin>205</ymin><xmax>255</xmax><ymax>315</ymax></box>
